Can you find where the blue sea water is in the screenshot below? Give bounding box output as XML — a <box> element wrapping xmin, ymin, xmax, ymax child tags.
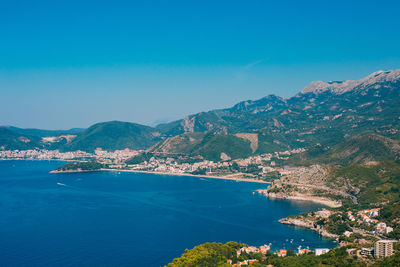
<box><xmin>0</xmin><ymin>160</ymin><xmax>335</xmax><ymax>266</ymax></box>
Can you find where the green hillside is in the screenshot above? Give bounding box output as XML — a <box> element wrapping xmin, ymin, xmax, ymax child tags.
<box><xmin>149</xmin><ymin>132</ymin><xmax>253</xmax><ymax>161</ymax></box>
<box><xmin>64</xmin><ymin>121</ymin><xmax>162</xmax><ymax>152</ymax></box>
<box><xmin>287</xmin><ymin>134</ymin><xmax>400</xmax><ymax>166</ymax></box>
<box><xmin>328</xmin><ymin>160</ymin><xmax>400</xmax><ymax>205</ymax></box>
<box><xmin>0</xmin><ymin>128</ymin><xmax>43</xmax><ymax>150</ymax></box>
<box><xmin>167</xmin><ymin>241</ymin><xmax>395</xmax><ymax>267</ymax></box>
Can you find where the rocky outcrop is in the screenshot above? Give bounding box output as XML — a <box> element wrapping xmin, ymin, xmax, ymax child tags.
<box><xmin>235</xmin><ymin>133</ymin><xmax>258</xmax><ymax>153</ymax></box>
<box><xmin>301</xmin><ymin>69</ymin><xmax>400</xmax><ymax>95</ymax></box>
<box><xmin>257</xmin><ymin>189</ymin><xmax>341</xmax><ymax>208</ymax></box>
<box><xmin>279</xmin><ymin>218</ymin><xmax>339</xmax><ymax>239</ymax></box>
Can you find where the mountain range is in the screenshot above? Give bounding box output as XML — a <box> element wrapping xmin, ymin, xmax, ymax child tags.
<box><xmin>1</xmin><ymin>69</ymin><xmax>400</xmax><ymax>163</ymax></box>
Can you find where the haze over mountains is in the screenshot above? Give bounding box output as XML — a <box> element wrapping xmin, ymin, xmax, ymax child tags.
<box><xmin>1</xmin><ymin>69</ymin><xmax>400</xmax><ymax>164</ymax></box>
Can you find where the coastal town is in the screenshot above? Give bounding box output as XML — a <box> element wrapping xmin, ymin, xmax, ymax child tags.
<box><xmin>0</xmin><ymin>148</ymin><xmax>139</xmax><ymax>163</ymax></box>
<box><xmin>0</xmin><ymin>147</ymin><xmax>305</xmax><ymax>181</ymax></box>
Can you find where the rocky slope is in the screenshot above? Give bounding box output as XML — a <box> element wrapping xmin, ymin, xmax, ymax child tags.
<box><xmin>153</xmin><ymin>69</ymin><xmax>400</xmax><ymax>159</ymax></box>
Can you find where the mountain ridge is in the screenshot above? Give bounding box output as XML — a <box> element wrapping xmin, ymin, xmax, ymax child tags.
<box><xmin>1</xmin><ymin>68</ymin><xmax>399</xmax><ymax>159</ymax></box>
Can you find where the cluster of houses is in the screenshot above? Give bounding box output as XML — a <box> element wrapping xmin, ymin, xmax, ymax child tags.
<box><xmin>236</xmin><ymin>244</ymin><xmax>271</xmax><ymax>257</ymax></box>
<box><xmin>0</xmin><ymin>148</ymin><xmax>140</xmax><ymax>164</ymax></box>
<box><xmin>229</xmin><ymin>244</ymin><xmax>330</xmax><ymax>266</ymax></box>
<box><xmin>347</xmin><ymin>209</ymin><xmax>393</xmax><ymax>235</ymax></box>
<box><xmin>0</xmin><ymin>149</ymin><xmax>92</xmax><ymax>160</ymax></box>
<box><xmin>228</xmin><ymin>259</ymin><xmax>260</xmax><ymax>266</ymax></box>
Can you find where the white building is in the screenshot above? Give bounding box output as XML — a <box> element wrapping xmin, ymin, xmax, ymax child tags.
<box><xmin>315</xmin><ymin>248</ymin><xmax>330</xmax><ymax>256</ymax></box>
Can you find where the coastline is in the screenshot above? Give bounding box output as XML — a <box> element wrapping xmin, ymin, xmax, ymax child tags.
<box><xmin>51</xmin><ymin>168</ymin><xmax>270</xmax><ymax>184</ymax></box>
<box><xmin>256</xmin><ymin>189</ymin><xmax>342</xmax><ymax>208</ymax></box>
<box><xmin>278</xmin><ymin>218</ymin><xmax>339</xmax><ymax>239</ymax></box>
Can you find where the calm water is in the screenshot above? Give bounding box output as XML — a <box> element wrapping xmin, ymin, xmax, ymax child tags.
<box><xmin>0</xmin><ymin>160</ymin><xmax>335</xmax><ymax>266</ymax></box>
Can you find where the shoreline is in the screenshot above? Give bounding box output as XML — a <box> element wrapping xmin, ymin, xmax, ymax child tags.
<box><xmin>51</xmin><ymin>168</ymin><xmax>270</xmax><ymax>184</ymax></box>
<box><xmin>279</xmin><ymin>218</ymin><xmax>339</xmax><ymax>239</ymax></box>
<box><xmin>256</xmin><ymin>189</ymin><xmax>342</xmax><ymax>208</ymax></box>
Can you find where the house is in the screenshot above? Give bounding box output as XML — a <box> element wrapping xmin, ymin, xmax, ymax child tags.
<box><xmin>237</xmin><ymin>246</ymin><xmax>259</xmax><ymax>256</ymax></box>
<box><xmin>298</xmin><ymin>248</ymin><xmax>312</xmax><ymax>255</ymax></box>
<box><xmin>274</xmin><ymin>249</ymin><xmax>287</xmax><ymax>257</ymax></box>
<box><xmin>360</xmin><ymin>247</ymin><xmax>374</xmax><ymax>257</ymax></box>
<box><xmin>259</xmin><ymin>244</ymin><xmax>270</xmax><ymax>254</ymax></box>
<box><xmin>347</xmin><ymin>211</ymin><xmax>355</xmax><ymax>221</ymax></box>
<box><xmin>385</xmin><ymin>226</ymin><xmax>393</xmax><ymax>234</ymax></box>
<box><xmin>234</xmin><ymin>259</ymin><xmax>259</xmax><ymax>266</ymax></box>
<box><xmin>315</xmin><ymin>248</ymin><xmax>330</xmax><ymax>256</ymax></box>
<box><xmin>375</xmin><ymin>222</ymin><xmax>387</xmax><ymax>233</ymax></box>
<box><xmin>316</xmin><ymin>209</ymin><xmax>331</xmax><ymax>218</ymax></box>
<box><xmin>242</xmin><ymin>246</ymin><xmax>258</xmax><ymax>254</ymax></box>
<box><xmin>367</xmin><ymin>208</ymin><xmax>380</xmax><ymax>217</ymax></box>
<box><xmin>343</xmin><ymin>231</ymin><xmax>352</xmax><ymax>237</ymax></box>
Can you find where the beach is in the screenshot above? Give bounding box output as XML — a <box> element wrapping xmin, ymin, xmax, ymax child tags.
<box><xmin>51</xmin><ymin>167</ymin><xmax>270</xmax><ymax>184</ymax></box>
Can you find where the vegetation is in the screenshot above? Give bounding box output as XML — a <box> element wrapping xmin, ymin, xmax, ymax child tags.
<box><xmin>328</xmin><ymin>161</ymin><xmax>400</xmax><ymax>205</ymax></box>
<box><xmin>64</xmin><ymin>121</ymin><xmax>162</xmax><ymax>152</ymax></box>
<box><xmin>55</xmin><ymin>161</ymin><xmax>106</xmax><ymax>171</ymax></box>
<box><xmin>167</xmin><ymin>242</ymin><xmax>242</xmax><ymax>267</ymax></box>
<box><xmin>287</xmin><ymin>134</ymin><xmax>400</xmax><ymax>166</ymax></box>
<box><xmin>168</xmin><ymin>243</ymin><xmax>400</xmax><ymax>266</ymax></box>
<box><xmin>0</xmin><ymin>127</ymin><xmax>43</xmax><ymax>150</ymax></box>
<box><xmin>150</xmin><ymin>132</ymin><xmax>253</xmax><ymax>162</ymax></box>
<box><xmin>126</xmin><ymin>152</ymin><xmax>154</xmax><ymax>164</ymax></box>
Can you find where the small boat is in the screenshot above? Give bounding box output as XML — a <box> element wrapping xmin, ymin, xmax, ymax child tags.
<box><xmin>57</xmin><ymin>182</ymin><xmax>66</xmax><ymax>186</ymax></box>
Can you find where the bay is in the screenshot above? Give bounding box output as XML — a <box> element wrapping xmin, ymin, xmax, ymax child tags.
<box><xmin>0</xmin><ymin>160</ymin><xmax>335</xmax><ymax>266</ymax></box>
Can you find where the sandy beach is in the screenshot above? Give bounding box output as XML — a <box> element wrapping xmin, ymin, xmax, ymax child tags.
<box><xmin>101</xmin><ymin>168</ymin><xmax>270</xmax><ymax>184</ymax></box>
<box><xmin>51</xmin><ymin>167</ymin><xmax>270</xmax><ymax>184</ymax></box>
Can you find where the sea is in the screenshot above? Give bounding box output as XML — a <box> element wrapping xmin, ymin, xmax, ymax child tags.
<box><xmin>0</xmin><ymin>160</ymin><xmax>336</xmax><ymax>266</ymax></box>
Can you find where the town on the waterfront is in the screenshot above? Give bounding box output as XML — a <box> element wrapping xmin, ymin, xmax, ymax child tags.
<box><xmin>0</xmin><ymin>147</ymin><xmax>305</xmax><ymax>182</ymax></box>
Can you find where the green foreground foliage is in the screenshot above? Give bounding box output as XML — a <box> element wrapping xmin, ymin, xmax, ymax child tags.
<box><xmin>167</xmin><ymin>242</ymin><xmax>241</xmax><ymax>267</ymax></box>
<box><xmin>167</xmin><ymin>242</ymin><xmax>400</xmax><ymax>267</ymax></box>
<box><xmin>55</xmin><ymin>161</ymin><xmax>106</xmax><ymax>171</ymax></box>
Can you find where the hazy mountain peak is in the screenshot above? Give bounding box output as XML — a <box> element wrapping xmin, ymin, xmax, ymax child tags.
<box><xmin>300</xmin><ymin>69</ymin><xmax>400</xmax><ymax>95</ymax></box>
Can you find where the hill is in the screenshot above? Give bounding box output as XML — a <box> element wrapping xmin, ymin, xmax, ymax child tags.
<box><xmin>64</xmin><ymin>121</ymin><xmax>162</xmax><ymax>152</ymax></box>
<box><xmin>327</xmin><ymin>160</ymin><xmax>400</xmax><ymax>205</ymax></box>
<box><xmin>286</xmin><ymin>134</ymin><xmax>400</xmax><ymax>166</ymax></box>
<box><xmin>148</xmin><ymin>132</ymin><xmax>254</xmax><ymax>162</ymax></box>
<box><xmin>0</xmin><ymin>128</ymin><xmax>43</xmax><ymax>150</ymax></box>
<box><xmin>155</xmin><ymin>69</ymin><xmax>400</xmax><ymax>161</ymax></box>
<box><xmin>148</xmin><ymin>130</ymin><xmax>291</xmax><ymax>161</ymax></box>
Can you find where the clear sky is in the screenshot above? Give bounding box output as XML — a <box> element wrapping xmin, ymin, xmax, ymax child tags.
<box><xmin>1</xmin><ymin>0</ymin><xmax>400</xmax><ymax>129</ymax></box>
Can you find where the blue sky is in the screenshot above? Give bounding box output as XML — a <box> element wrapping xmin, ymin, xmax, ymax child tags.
<box><xmin>1</xmin><ymin>0</ymin><xmax>400</xmax><ymax>129</ymax></box>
